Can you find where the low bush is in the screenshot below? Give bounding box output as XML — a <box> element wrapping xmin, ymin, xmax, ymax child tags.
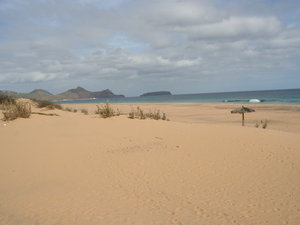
<box><xmin>2</xmin><ymin>102</ymin><xmax>31</xmax><ymax>121</ymax></box>
<box><xmin>64</xmin><ymin>107</ymin><xmax>73</xmax><ymax>112</ymax></box>
<box><xmin>95</xmin><ymin>102</ymin><xmax>119</xmax><ymax>118</ymax></box>
<box><xmin>129</xmin><ymin>107</ymin><xmax>145</xmax><ymax>119</ymax></box>
<box><xmin>33</xmin><ymin>99</ymin><xmax>62</xmax><ymax>110</ymax></box>
<box><xmin>145</xmin><ymin>109</ymin><xmax>161</xmax><ymax>120</ymax></box>
<box><xmin>261</xmin><ymin>120</ymin><xmax>268</xmax><ymax>129</ymax></box>
<box><xmin>128</xmin><ymin>110</ymin><xmax>135</xmax><ymax>119</ymax></box>
<box><xmin>128</xmin><ymin>107</ymin><xmax>168</xmax><ymax>121</ymax></box>
<box><xmin>81</xmin><ymin>108</ymin><xmax>89</xmax><ymax>115</ymax></box>
<box><xmin>255</xmin><ymin>120</ymin><xmax>268</xmax><ymax>129</ymax></box>
<box><xmin>0</xmin><ymin>94</ymin><xmax>15</xmax><ymax>105</ymax></box>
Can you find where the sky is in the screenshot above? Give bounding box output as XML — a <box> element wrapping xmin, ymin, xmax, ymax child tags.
<box><xmin>0</xmin><ymin>0</ymin><xmax>299</xmax><ymax>96</ymax></box>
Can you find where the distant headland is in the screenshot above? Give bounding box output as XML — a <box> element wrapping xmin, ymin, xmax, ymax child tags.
<box><xmin>0</xmin><ymin>86</ymin><xmax>125</xmax><ymax>101</ymax></box>
<box><xmin>0</xmin><ymin>88</ymin><xmax>174</xmax><ymax>101</ymax></box>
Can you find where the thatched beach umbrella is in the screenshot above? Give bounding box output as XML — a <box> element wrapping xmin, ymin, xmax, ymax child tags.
<box><xmin>231</xmin><ymin>106</ymin><xmax>255</xmax><ymax>126</ymax></box>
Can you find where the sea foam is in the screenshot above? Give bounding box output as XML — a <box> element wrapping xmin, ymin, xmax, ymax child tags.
<box><xmin>249</xmin><ymin>99</ymin><xmax>261</xmax><ymax>103</ymax></box>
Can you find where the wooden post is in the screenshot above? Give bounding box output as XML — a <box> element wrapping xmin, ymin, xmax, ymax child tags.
<box><xmin>242</xmin><ymin>112</ymin><xmax>245</xmax><ymax>126</ymax></box>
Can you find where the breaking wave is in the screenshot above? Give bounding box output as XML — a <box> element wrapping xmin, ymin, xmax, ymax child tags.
<box><xmin>223</xmin><ymin>99</ymin><xmax>267</xmax><ymax>103</ymax></box>
<box><xmin>249</xmin><ymin>99</ymin><xmax>261</xmax><ymax>103</ymax></box>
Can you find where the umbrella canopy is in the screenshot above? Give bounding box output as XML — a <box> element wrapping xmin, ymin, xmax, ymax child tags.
<box><xmin>231</xmin><ymin>106</ymin><xmax>255</xmax><ymax>126</ymax></box>
<box><xmin>231</xmin><ymin>106</ymin><xmax>255</xmax><ymax>114</ymax></box>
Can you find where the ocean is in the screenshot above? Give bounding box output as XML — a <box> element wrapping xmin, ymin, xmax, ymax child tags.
<box><xmin>54</xmin><ymin>88</ymin><xmax>300</xmax><ymax>105</ymax></box>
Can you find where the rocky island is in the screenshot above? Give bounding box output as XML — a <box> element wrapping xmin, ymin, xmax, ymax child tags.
<box><xmin>140</xmin><ymin>91</ymin><xmax>172</xmax><ymax>97</ymax></box>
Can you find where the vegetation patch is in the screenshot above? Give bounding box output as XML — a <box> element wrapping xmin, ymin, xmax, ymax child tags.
<box><xmin>64</xmin><ymin>107</ymin><xmax>73</xmax><ymax>112</ymax></box>
<box><xmin>81</xmin><ymin>108</ymin><xmax>89</xmax><ymax>115</ymax></box>
<box><xmin>0</xmin><ymin>95</ymin><xmax>16</xmax><ymax>106</ymax></box>
<box><xmin>129</xmin><ymin>107</ymin><xmax>168</xmax><ymax>120</ymax></box>
<box><xmin>2</xmin><ymin>102</ymin><xmax>31</xmax><ymax>121</ymax></box>
<box><xmin>95</xmin><ymin>102</ymin><xmax>120</xmax><ymax>118</ymax></box>
<box><xmin>261</xmin><ymin>120</ymin><xmax>268</xmax><ymax>129</ymax></box>
<box><xmin>255</xmin><ymin>120</ymin><xmax>268</xmax><ymax>129</ymax></box>
<box><xmin>33</xmin><ymin>99</ymin><xmax>62</xmax><ymax>110</ymax></box>
<box><xmin>129</xmin><ymin>106</ymin><xmax>145</xmax><ymax>119</ymax></box>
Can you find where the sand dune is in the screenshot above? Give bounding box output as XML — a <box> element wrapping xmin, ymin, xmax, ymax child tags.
<box><xmin>1</xmin><ymin>104</ymin><xmax>300</xmax><ymax>225</ymax></box>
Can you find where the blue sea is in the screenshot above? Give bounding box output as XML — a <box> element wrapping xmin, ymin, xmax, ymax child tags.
<box><xmin>55</xmin><ymin>89</ymin><xmax>300</xmax><ymax>105</ymax></box>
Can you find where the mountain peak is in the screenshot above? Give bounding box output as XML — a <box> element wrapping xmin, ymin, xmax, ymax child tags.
<box><xmin>75</xmin><ymin>86</ymin><xmax>86</xmax><ymax>90</ymax></box>
<box><xmin>30</xmin><ymin>89</ymin><xmax>53</xmax><ymax>96</ymax></box>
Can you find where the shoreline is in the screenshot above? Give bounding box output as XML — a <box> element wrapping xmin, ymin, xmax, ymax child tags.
<box><xmin>54</xmin><ymin>99</ymin><xmax>300</xmax><ymax>105</ymax></box>
<box><xmin>60</xmin><ymin>102</ymin><xmax>300</xmax><ymax>133</ymax></box>
<box><xmin>52</xmin><ymin>88</ymin><xmax>300</xmax><ymax>105</ymax></box>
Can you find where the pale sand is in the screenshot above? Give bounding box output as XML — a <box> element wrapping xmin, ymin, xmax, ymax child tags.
<box><xmin>0</xmin><ymin>103</ymin><xmax>300</xmax><ymax>225</ymax></box>
<box><xmin>64</xmin><ymin>103</ymin><xmax>300</xmax><ymax>133</ymax></box>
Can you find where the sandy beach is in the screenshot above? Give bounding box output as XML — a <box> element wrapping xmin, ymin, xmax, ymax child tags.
<box><xmin>1</xmin><ymin>103</ymin><xmax>300</xmax><ymax>225</ymax></box>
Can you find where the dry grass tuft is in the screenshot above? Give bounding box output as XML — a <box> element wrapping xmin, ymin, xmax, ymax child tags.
<box><xmin>129</xmin><ymin>107</ymin><xmax>168</xmax><ymax>120</ymax></box>
<box><xmin>81</xmin><ymin>108</ymin><xmax>89</xmax><ymax>115</ymax></box>
<box><xmin>255</xmin><ymin>120</ymin><xmax>268</xmax><ymax>129</ymax></box>
<box><xmin>129</xmin><ymin>107</ymin><xmax>146</xmax><ymax>119</ymax></box>
<box><xmin>2</xmin><ymin>102</ymin><xmax>31</xmax><ymax>121</ymax></box>
<box><xmin>64</xmin><ymin>107</ymin><xmax>73</xmax><ymax>112</ymax></box>
<box><xmin>95</xmin><ymin>102</ymin><xmax>120</xmax><ymax>118</ymax></box>
<box><xmin>261</xmin><ymin>120</ymin><xmax>268</xmax><ymax>129</ymax></box>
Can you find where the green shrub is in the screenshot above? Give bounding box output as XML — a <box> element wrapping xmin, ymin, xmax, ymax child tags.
<box><xmin>2</xmin><ymin>102</ymin><xmax>31</xmax><ymax>121</ymax></box>
<box><xmin>0</xmin><ymin>95</ymin><xmax>15</xmax><ymax>105</ymax></box>
<box><xmin>33</xmin><ymin>99</ymin><xmax>62</xmax><ymax>110</ymax></box>
<box><xmin>73</xmin><ymin>109</ymin><xmax>77</xmax><ymax>113</ymax></box>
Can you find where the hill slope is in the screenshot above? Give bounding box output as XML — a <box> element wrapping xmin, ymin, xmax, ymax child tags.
<box><xmin>55</xmin><ymin>87</ymin><xmax>125</xmax><ymax>100</ymax></box>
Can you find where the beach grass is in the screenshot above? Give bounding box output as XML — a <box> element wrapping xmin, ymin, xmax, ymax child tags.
<box><xmin>128</xmin><ymin>106</ymin><xmax>168</xmax><ymax>120</ymax></box>
<box><xmin>2</xmin><ymin>102</ymin><xmax>31</xmax><ymax>121</ymax></box>
<box><xmin>81</xmin><ymin>108</ymin><xmax>89</xmax><ymax>115</ymax></box>
<box><xmin>262</xmin><ymin>120</ymin><xmax>268</xmax><ymax>129</ymax></box>
<box><xmin>64</xmin><ymin>107</ymin><xmax>73</xmax><ymax>112</ymax></box>
<box><xmin>95</xmin><ymin>102</ymin><xmax>120</xmax><ymax>118</ymax></box>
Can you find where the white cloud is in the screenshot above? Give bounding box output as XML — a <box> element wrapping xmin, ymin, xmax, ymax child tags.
<box><xmin>189</xmin><ymin>16</ymin><xmax>282</xmax><ymax>40</ymax></box>
<box><xmin>0</xmin><ymin>0</ymin><xmax>299</xmax><ymax>94</ymax></box>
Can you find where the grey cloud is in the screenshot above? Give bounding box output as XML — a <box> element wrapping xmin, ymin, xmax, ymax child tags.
<box><xmin>0</xmin><ymin>0</ymin><xmax>299</xmax><ymax>95</ymax></box>
<box><xmin>188</xmin><ymin>16</ymin><xmax>282</xmax><ymax>40</ymax></box>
